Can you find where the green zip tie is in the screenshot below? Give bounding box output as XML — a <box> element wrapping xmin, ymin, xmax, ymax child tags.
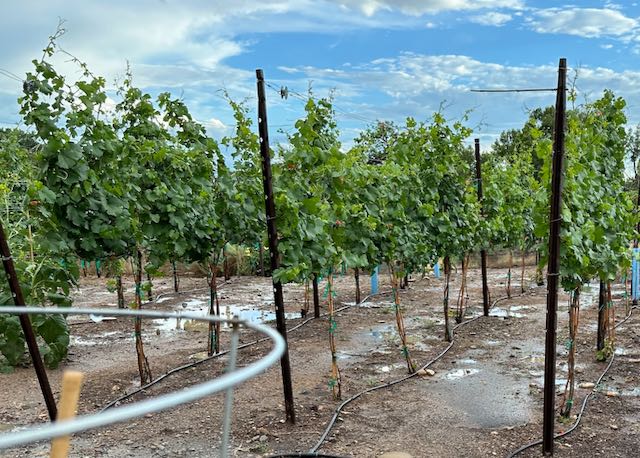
<box><xmin>328</xmin><ymin>378</ymin><xmax>337</xmax><ymax>389</ymax></box>
<box><xmin>564</xmin><ymin>339</ymin><xmax>573</xmax><ymax>350</ymax></box>
<box><xmin>401</xmin><ymin>346</ymin><xmax>409</xmax><ymax>357</ymax></box>
<box><xmin>329</xmin><ymin>318</ymin><xmax>338</xmax><ymax>334</ymax></box>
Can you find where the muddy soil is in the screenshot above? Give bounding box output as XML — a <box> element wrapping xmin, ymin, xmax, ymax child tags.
<box><xmin>0</xmin><ymin>264</ymin><xmax>638</xmax><ymax>457</ymax></box>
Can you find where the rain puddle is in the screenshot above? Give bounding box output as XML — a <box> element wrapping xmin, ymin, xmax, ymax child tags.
<box><xmin>336</xmin><ymin>351</ymin><xmax>359</xmax><ymax>360</ymax></box>
<box><xmin>153</xmin><ymin>297</ymin><xmax>298</xmax><ymax>332</ymax></box>
<box><xmin>70</xmin><ymin>331</ymin><xmax>123</xmax><ymax>347</ymax></box>
<box><xmin>353</xmin><ymin>300</ymin><xmax>388</xmax><ymax>309</ymax></box>
<box><xmin>413</xmin><ymin>342</ymin><xmax>431</xmax><ymax>352</ymax></box>
<box><xmin>376</xmin><ymin>363</ymin><xmax>405</xmax><ymax>373</ymax></box>
<box><xmin>621</xmin><ymin>387</ymin><xmax>640</xmax><ymax>397</ymax></box>
<box><xmin>526</xmin><ymin>355</ymin><xmax>545</xmax><ymax>365</ymax></box>
<box><xmin>368</xmin><ymin>324</ymin><xmax>395</xmax><ymax>341</ymax></box>
<box><xmin>70</xmin><ymin>336</ymin><xmax>99</xmax><ymax>346</ymax></box>
<box><xmin>428</xmin><ymin>361</ymin><xmax>532</xmax><ymax>428</ymax></box>
<box><xmin>533</xmin><ymin>376</ymin><xmax>568</xmax><ymax>387</ymax></box>
<box><xmin>489</xmin><ymin>308</ymin><xmax>525</xmax><ymax>319</ymax></box>
<box><xmin>510</xmin><ymin>305</ymin><xmax>535</xmax><ymax>312</ymax></box>
<box><xmin>444</xmin><ymin>368</ymin><xmax>480</xmax><ymax>380</ymax></box>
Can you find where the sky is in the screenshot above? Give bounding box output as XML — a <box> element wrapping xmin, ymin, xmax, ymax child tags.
<box><xmin>1</xmin><ymin>0</ymin><xmax>640</xmax><ymax>150</ymax></box>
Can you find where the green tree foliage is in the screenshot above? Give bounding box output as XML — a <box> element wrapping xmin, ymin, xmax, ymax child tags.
<box><xmin>0</xmin><ymin>128</ymin><xmax>77</xmax><ymax>371</ymax></box>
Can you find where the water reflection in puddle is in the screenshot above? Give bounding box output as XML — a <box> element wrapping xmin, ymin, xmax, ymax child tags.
<box><xmin>71</xmin><ymin>331</ymin><xmax>122</xmax><ymax>347</ymax></box>
<box><xmin>376</xmin><ymin>363</ymin><xmax>405</xmax><ymax>373</ymax></box>
<box><xmin>533</xmin><ymin>376</ymin><xmax>568</xmax><ymax>387</ymax></box>
<box><xmin>153</xmin><ymin>297</ymin><xmax>298</xmax><ymax>332</ymax></box>
<box><xmin>489</xmin><ymin>308</ymin><xmax>525</xmax><ymax>319</ymax></box>
<box><xmin>622</xmin><ymin>387</ymin><xmax>640</xmax><ymax>396</ymax></box>
<box><xmin>445</xmin><ymin>368</ymin><xmax>480</xmax><ymax>380</ymax></box>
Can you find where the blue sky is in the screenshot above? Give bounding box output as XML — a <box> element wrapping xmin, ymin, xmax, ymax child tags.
<box><xmin>1</xmin><ymin>0</ymin><xmax>639</xmax><ymax>150</ymax></box>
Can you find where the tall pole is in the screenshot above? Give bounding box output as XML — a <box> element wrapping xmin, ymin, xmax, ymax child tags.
<box><xmin>256</xmin><ymin>68</ymin><xmax>296</xmax><ymax>423</ymax></box>
<box><xmin>0</xmin><ymin>221</ymin><xmax>57</xmax><ymax>420</ymax></box>
<box><xmin>543</xmin><ymin>57</ymin><xmax>567</xmax><ymax>456</ymax></box>
<box><xmin>475</xmin><ymin>138</ymin><xmax>490</xmax><ymax>316</ymax></box>
<box><xmin>633</xmin><ymin>180</ymin><xmax>640</xmax><ymax>306</ymax></box>
<box><xmin>597</xmin><ymin>279</ymin><xmax>606</xmax><ymax>351</ymax></box>
<box><xmin>313</xmin><ymin>274</ymin><xmax>320</xmax><ymax>318</ymax></box>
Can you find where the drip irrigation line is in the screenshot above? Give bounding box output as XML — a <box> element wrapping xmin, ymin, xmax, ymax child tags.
<box><xmin>100</xmin><ymin>285</ymin><xmax>395</xmax><ymax>411</ymax></box>
<box><xmin>308</xmin><ymin>292</ymin><xmax>527</xmax><ymax>454</ymax></box>
<box><xmin>507</xmin><ymin>305</ymin><xmax>637</xmax><ymax>457</ymax></box>
<box><xmin>268</xmin><ymin>454</ymin><xmax>348</xmax><ymax>458</ymax></box>
<box><xmin>0</xmin><ymin>307</ymin><xmax>285</xmax><ymax>452</ymax></box>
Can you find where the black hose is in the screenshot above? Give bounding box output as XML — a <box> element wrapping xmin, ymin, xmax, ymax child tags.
<box><xmin>506</xmin><ymin>305</ymin><xmax>637</xmax><ymax>457</ymax></box>
<box><xmin>100</xmin><ymin>286</ymin><xmax>395</xmax><ymax>411</ymax></box>
<box><xmin>266</xmin><ymin>454</ymin><xmax>348</xmax><ymax>458</ymax></box>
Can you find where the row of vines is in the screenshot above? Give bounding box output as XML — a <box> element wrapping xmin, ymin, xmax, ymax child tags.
<box><xmin>1</xmin><ymin>36</ymin><xmax>638</xmax><ymax>422</ymax></box>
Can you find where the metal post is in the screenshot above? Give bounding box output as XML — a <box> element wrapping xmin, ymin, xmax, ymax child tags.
<box><xmin>475</xmin><ymin>138</ymin><xmax>490</xmax><ymax>316</ymax></box>
<box><xmin>313</xmin><ymin>274</ymin><xmax>320</xmax><ymax>318</ymax></box>
<box><xmin>0</xmin><ymin>221</ymin><xmax>57</xmax><ymax>420</ymax></box>
<box><xmin>256</xmin><ymin>68</ymin><xmax>296</xmax><ymax>424</ymax></box>
<box><xmin>632</xmin><ymin>248</ymin><xmax>640</xmax><ymax>301</ymax></box>
<box><xmin>219</xmin><ymin>320</ymin><xmax>240</xmax><ymax>458</ymax></box>
<box><xmin>597</xmin><ymin>280</ymin><xmax>606</xmax><ymax>351</ymax></box>
<box><xmin>634</xmin><ymin>178</ymin><xmax>640</xmax><ymax>305</ymax></box>
<box><xmin>543</xmin><ymin>57</ymin><xmax>567</xmax><ymax>456</ymax></box>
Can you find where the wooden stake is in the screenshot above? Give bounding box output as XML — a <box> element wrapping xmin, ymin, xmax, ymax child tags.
<box><xmin>50</xmin><ymin>371</ymin><xmax>84</xmax><ymax>458</ymax></box>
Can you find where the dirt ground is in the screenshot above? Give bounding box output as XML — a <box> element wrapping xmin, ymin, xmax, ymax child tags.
<box><xmin>0</xmin><ymin>260</ymin><xmax>638</xmax><ymax>457</ymax></box>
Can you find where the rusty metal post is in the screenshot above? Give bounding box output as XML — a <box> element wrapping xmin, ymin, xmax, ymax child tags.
<box><xmin>256</xmin><ymin>68</ymin><xmax>296</xmax><ymax>423</ymax></box>
<box><xmin>543</xmin><ymin>57</ymin><xmax>567</xmax><ymax>456</ymax></box>
<box><xmin>475</xmin><ymin>139</ymin><xmax>490</xmax><ymax>316</ymax></box>
<box><xmin>0</xmin><ymin>221</ymin><xmax>57</xmax><ymax>420</ymax></box>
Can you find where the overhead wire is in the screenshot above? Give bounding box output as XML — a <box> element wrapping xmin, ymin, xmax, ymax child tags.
<box><xmin>0</xmin><ymin>68</ymin><xmax>23</xmax><ymax>83</ymax></box>
<box><xmin>264</xmin><ymin>81</ymin><xmax>377</xmax><ymax>125</ymax></box>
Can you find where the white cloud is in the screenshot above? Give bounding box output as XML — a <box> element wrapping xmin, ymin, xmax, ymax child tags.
<box><xmin>207</xmin><ymin>117</ymin><xmax>227</xmax><ymax>131</ymax></box>
<box><xmin>527</xmin><ymin>8</ymin><xmax>638</xmax><ymax>38</ymax></box>
<box><xmin>470</xmin><ymin>12</ymin><xmax>512</xmax><ymax>26</ymax></box>
<box><xmin>332</xmin><ymin>0</ymin><xmax>523</xmax><ymax>16</ymax></box>
<box><xmin>1</xmin><ymin>0</ymin><xmax>639</xmax><ymax>146</ymax></box>
<box><xmin>276</xmin><ymin>53</ymin><xmax>640</xmax><ymax>145</ymax></box>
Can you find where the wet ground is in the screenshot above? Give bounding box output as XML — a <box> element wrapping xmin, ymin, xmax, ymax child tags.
<box><xmin>0</xmin><ymin>263</ymin><xmax>638</xmax><ymax>457</ymax></box>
